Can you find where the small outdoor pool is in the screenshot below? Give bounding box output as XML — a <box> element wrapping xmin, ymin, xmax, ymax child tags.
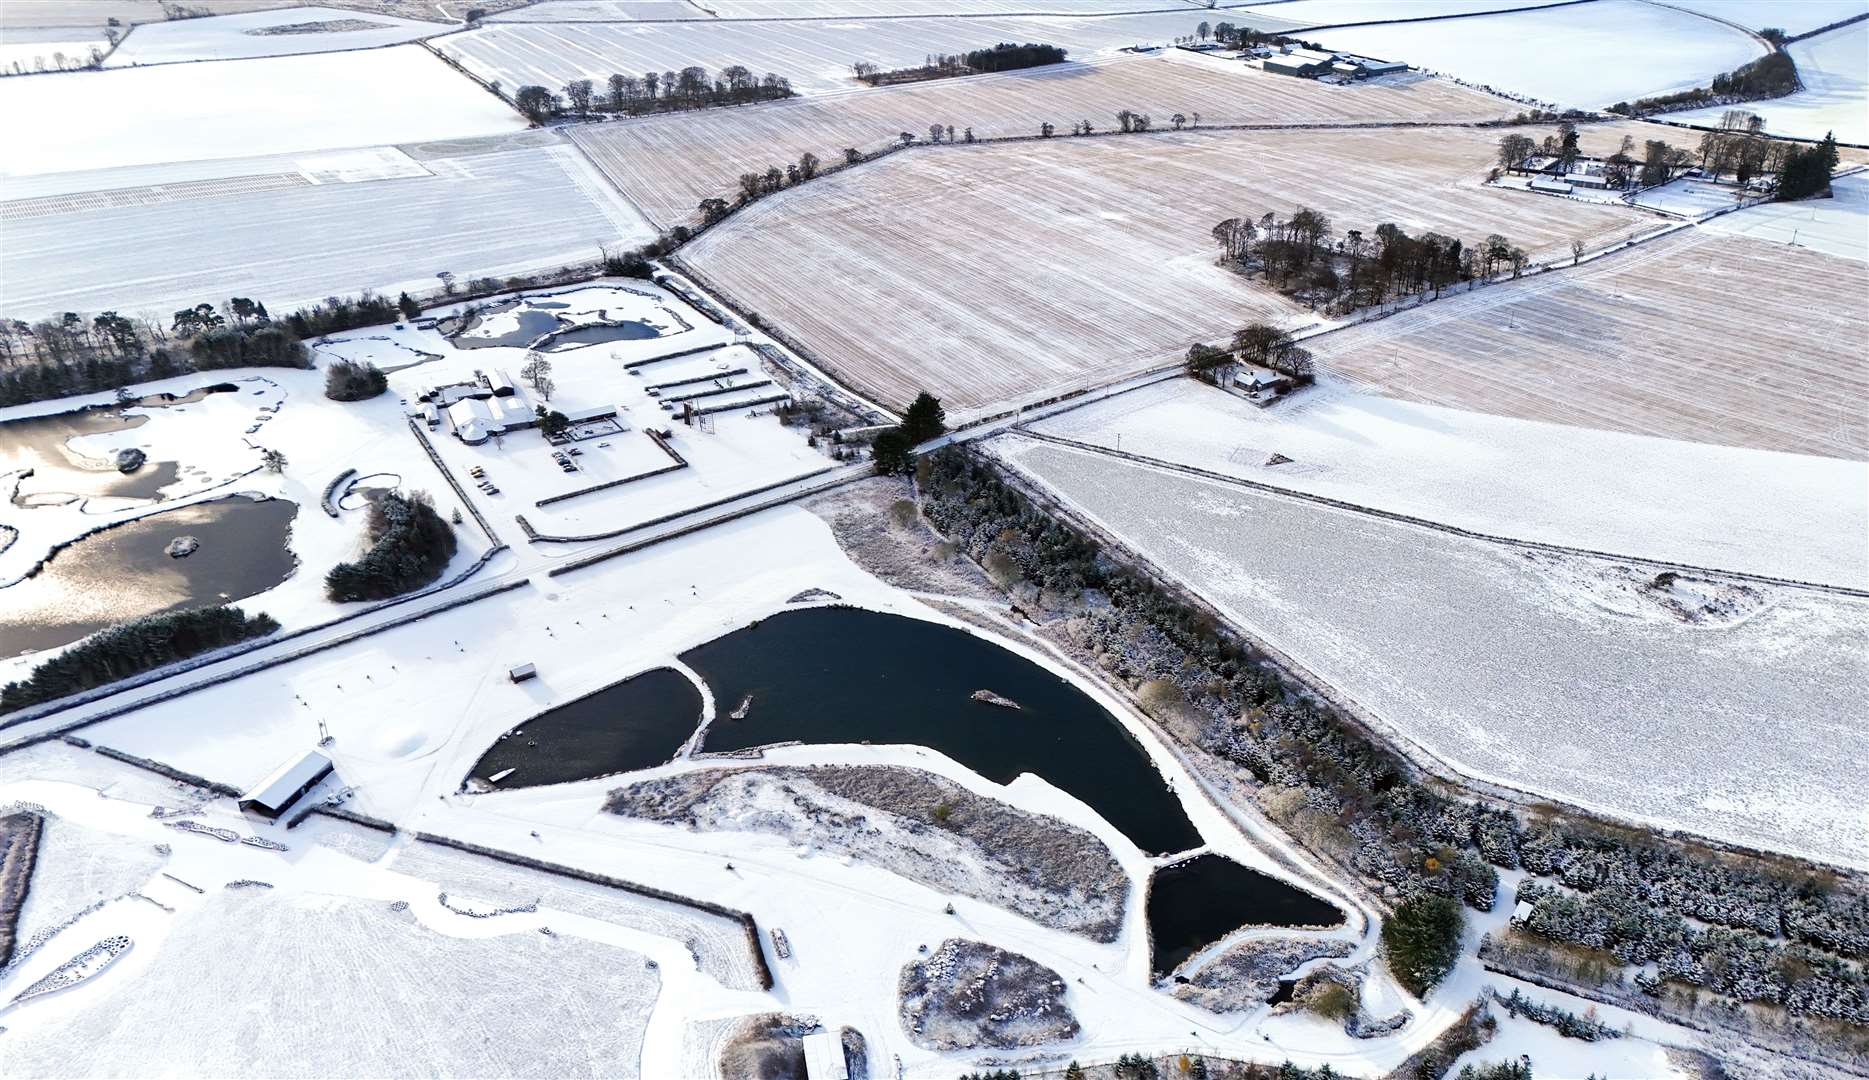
<box><xmin>684</xmin><ymin>607</ymin><xmax>1202</xmax><ymax>856</ymax></box>
<box><xmin>467</xmin><ymin>667</ymin><xmax>703</xmax><ymax>789</ymax></box>
<box><xmin>0</xmin><ymin>496</ymin><xmax>299</xmax><ymax>657</ymax></box>
<box><xmin>1147</xmin><ymin>854</ymin><xmax>1343</xmax><ymax>976</ymax></box>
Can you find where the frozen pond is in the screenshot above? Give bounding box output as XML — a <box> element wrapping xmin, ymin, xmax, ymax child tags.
<box><xmin>1147</xmin><ymin>854</ymin><xmax>1343</xmax><ymax>976</ymax></box>
<box><xmin>0</xmin><ymin>496</ymin><xmax>299</xmax><ymax>657</ymax></box>
<box><xmin>453</xmin><ymin>291</ymin><xmax>671</xmax><ymax>351</ymax></box>
<box><xmin>0</xmin><ymin>385</ymin><xmax>237</xmax><ymax>508</ymax></box>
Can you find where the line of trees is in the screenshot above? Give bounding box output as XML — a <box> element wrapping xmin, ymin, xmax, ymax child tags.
<box><xmin>0</xmin><ymin>606</ymin><xmax>279</xmax><ymax>716</ymax></box>
<box><xmin>514</xmin><ymin>64</ymin><xmax>794</xmax><ymax>123</ymax></box>
<box><xmin>852</xmin><ymin>42</ymin><xmax>1066</xmax><ymax>86</ymax></box>
<box><xmin>0</xmin><ymin>298</ymin><xmax>311</xmax><ymax>408</ymax></box>
<box><xmin>1212</xmin><ymin>208</ymin><xmax>1526</xmax><ymax>314</ymax></box>
<box><xmin>1610</xmin><ymin>49</ymin><xmax>1799</xmax><ymax>116</ymax></box>
<box><xmin>323</xmin><ymin>490</ymin><xmax>457</xmax><ymax>602</ymax></box>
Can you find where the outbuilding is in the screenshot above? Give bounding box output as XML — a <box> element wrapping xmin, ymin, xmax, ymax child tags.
<box><xmin>1264</xmin><ymin>52</ymin><xmax>1331</xmax><ymax>77</ymax></box>
<box><xmin>238</xmin><ymin>750</ymin><xmax>333</xmax><ymax>819</ymax></box>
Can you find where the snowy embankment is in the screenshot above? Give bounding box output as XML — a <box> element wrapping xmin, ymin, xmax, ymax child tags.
<box><xmin>991</xmin><ymin>436</ymin><xmax>1869</xmax><ymax>870</ymax></box>
<box><xmin>104</xmin><ymin>6</ymin><xmax>451</xmax><ymax>67</ymax></box>
<box><xmin>1024</xmin><ymin>378</ymin><xmax>1869</xmax><ymax>589</ymax></box>
<box><xmin>1670</xmin><ymin>18</ymin><xmax>1869</xmax><ymax>143</ymax></box>
<box><xmin>1309</xmin><ymin>0</ymin><xmax>1764</xmax><ymax>108</ymax></box>
<box><xmin>0</xmin><ymin>45</ymin><xmax>522</xmax><ymax>178</ymax></box>
<box><xmin>607</xmin><ymin>764</ymin><xmax>1130</xmax><ymax>941</ymax></box>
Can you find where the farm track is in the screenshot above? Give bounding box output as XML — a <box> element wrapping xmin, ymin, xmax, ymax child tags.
<box><xmin>570</xmin><ymin>53</ymin><xmax>1517</xmax><ymax>227</ymax></box>
<box><xmin>677</xmin><ymin>122</ymin><xmax>1650</xmax><ymax>414</ymax></box>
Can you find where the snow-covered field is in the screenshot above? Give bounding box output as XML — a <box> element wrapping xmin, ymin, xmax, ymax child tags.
<box><xmin>1628</xmin><ymin>175</ymin><xmax>1756</xmax><ymax>218</ymax></box>
<box><xmin>571</xmin><ymin>52</ymin><xmax>1513</xmax><ymax>229</ymax></box>
<box><xmin>1</xmin><ymin>132</ymin><xmax>653</xmax><ymax>321</ymax></box>
<box><xmin>0</xmin><ymin>44</ymin><xmax>522</xmax><ymax>177</ymax></box>
<box><xmin>1662</xmin><ymin>0</ymin><xmax>1868</xmax><ymax>35</ymax></box>
<box><xmin>435</xmin><ymin>7</ymin><xmax>1302</xmax><ymax>95</ymax></box>
<box><xmin>0</xmin><ymin>31</ymin><xmax>107</xmax><ymax>74</ymax></box>
<box><xmin>1304</xmin><ymin>228</ymin><xmax>1869</xmax><ymax>458</ymax></box>
<box><xmin>103</xmin><ymin>5</ymin><xmax>450</xmax><ymax>65</ymax></box>
<box><xmin>1026</xmin><ymin>378</ymin><xmax>1869</xmax><ymax>588</ymax></box>
<box><xmin>1235</xmin><ymin>0</ymin><xmax>1582</xmax><ymax>24</ymax></box>
<box><xmin>1671</xmin><ymin>19</ymin><xmax>1869</xmax><ymax>143</ymax></box>
<box><xmin>678</xmin><ymin>124</ymin><xmax>1643</xmax><ymax>416</ymax></box>
<box><xmin>1310</xmin><ymin>0</ymin><xmax>1764</xmax><ymax>107</ymax></box>
<box><xmin>992</xmin><ymin>436</ymin><xmax>1869</xmax><ymax>869</ymax></box>
<box><xmin>3</xmin><ymin>888</ymin><xmax>661</xmax><ymax>1078</ymax></box>
<box><xmin>1699</xmin><ymin>169</ymin><xmax>1869</xmax><ymax>260</ymax></box>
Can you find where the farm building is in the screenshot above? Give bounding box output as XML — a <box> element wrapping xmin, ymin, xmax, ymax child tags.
<box><xmin>1233</xmin><ymin>365</ymin><xmax>1295</xmax><ymax>401</ymax></box>
<box><xmin>238</xmin><ymin>749</ymin><xmax>334</xmax><ymax>818</ymax></box>
<box><xmin>1265</xmin><ymin>49</ymin><xmax>1335</xmax><ymax>78</ymax></box>
<box><xmin>446</xmin><ymin>392</ymin><xmax>536</xmax><ymax>444</ymax></box>
<box><xmin>1529</xmin><ymin>176</ymin><xmax>1575</xmax><ymax>194</ymax></box>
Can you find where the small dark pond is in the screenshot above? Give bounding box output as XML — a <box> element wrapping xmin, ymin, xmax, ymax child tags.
<box><xmin>467</xmin><ymin>667</ymin><xmax>702</xmax><ymax>788</ymax></box>
<box><xmin>0</xmin><ymin>496</ymin><xmax>299</xmax><ymax>657</ymax></box>
<box><xmin>685</xmin><ymin>607</ymin><xmax>1201</xmax><ymax>856</ymax></box>
<box><xmin>1148</xmin><ymin>854</ymin><xmax>1343</xmax><ymax>976</ymax></box>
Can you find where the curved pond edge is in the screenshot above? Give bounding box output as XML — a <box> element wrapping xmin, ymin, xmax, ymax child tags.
<box><xmin>1143</xmin><ymin>851</ymin><xmax>1350</xmax><ymax>981</ymax></box>
<box><xmin>455</xmin><ymin>595</ymin><xmax>1360</xmax><ymax>928</ymax></box>
<box><xmin>461</xmin><ymin>663</ymin><xmax>711</xmax><ymax>792</ymax></box>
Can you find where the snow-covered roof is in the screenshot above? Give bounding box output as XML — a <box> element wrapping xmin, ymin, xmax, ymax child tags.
<box><xmin>1287</xmin><ymin>48</ymin><xmax>1337</xmax><ymax>64</ymax></box>
<box><xmin>239</xmin><ymin>749</ymin><xmax>332</xmax><ymax>813</ymax></box>
<box><xmin>1512</xmin><ymin>899</ymin><xmax>1536</xmax><ymax>922</ymax></box>
<box><xmin>801</xmin><ymin>1031</ymin><xmax>846</xmax><ymax>1080</ymax></box>
<box><xmin>448</xmin><ymin>397</ymin><xmax>493</xmax><ymax>426</ymax></box>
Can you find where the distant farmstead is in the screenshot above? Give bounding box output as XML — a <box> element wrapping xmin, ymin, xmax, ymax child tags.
<box><xmin>238</xmin><ymin>749</ymin><xmax>334</xmax><ymax>818</ymax></box>
<box><xmin>1264</xmin><ymin>47</ymin><xmax>1407</xmax><ymax>80</ymax></box>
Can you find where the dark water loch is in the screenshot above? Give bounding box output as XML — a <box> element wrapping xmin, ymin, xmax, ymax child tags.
<box><xmin>0</xmin><ymin>496</ymin><xmax>298</xmax><ymax>657</ymax></box>
<box><xmin>1148</xmin><ymin>854</ymin><xmax>1344</xmax><ymax>976</ymax></box>
<box><xmin>684</xmin><ymin>607</ymin><xmax>1201</xmax><ymax>856</ymax></box>
<box><xmin>467</xmin><ymin>667</ymin><xmax>702</xmax><ymax>789</ymax></box>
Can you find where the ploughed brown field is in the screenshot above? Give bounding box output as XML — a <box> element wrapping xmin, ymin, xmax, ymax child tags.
<box><xmin>573</xmin><ymin>52</ymin><xmax>1518</xmax><ymax>228</ymax></box>
<box><xmin>1310</xmin><ymin>227</ymin><xmax>1869</xmax><ymax>458</ymax></box>
<box><xmin>677</xmin><ymin>123</ymin><xmax>1648</xmax><ymax>417</ymax></box>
